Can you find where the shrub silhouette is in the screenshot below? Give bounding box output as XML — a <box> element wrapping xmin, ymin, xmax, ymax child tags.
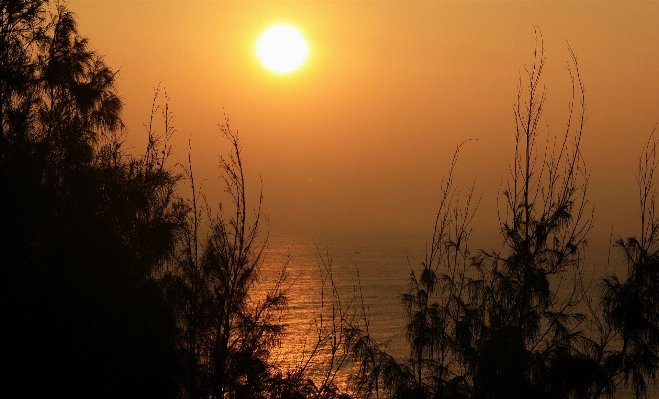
<box><xmin>163</xmin><ymin>119</ymin><xmax>289</xmax><ymax>399</ymax></box>
<box><xmin>165</xmin><ymin>119</ymin><xmax>354</xmax><ymax>399</ymax></box>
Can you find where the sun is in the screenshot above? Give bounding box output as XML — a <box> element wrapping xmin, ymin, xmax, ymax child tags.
<box><xmin>256</xmin><ymin>24</ymin><xmax>309</xmax><ymax>74</ymax></box>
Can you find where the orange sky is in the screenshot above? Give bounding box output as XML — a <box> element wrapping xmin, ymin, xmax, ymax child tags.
<box><xmin>70</xmin><ymin>1</ymin><xmax>659</xmax><ymax>261</ymax></box>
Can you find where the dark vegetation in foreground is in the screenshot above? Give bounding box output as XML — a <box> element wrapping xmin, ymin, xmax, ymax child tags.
<box><xmin>2</xmin><ymin>2</ymin><xmax>659</xmax><ymax>398</ymax></box>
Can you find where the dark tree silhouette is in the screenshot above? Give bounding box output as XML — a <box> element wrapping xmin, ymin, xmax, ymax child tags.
<box><xmin>597</xmin><ymin>126</ymin><xmax>659</xmax><ymax>399</ymax></box>
<box><xmin>163</xmin><ymin>118</ymin><xmax>358</xmax><ymax>399</ymax></box>
<box><xmin>346</xmin><ymin>31</ymin><xmax>601</xmax><ymax>399</ymax></box>
<box><xmin>345</xmin><ymin>31</ymin><xmax>659</xmax><ymax>399</ymax></box>
<box><xmin>165</xmin><ymin>119</ymin><xmax>295</xmax><ymax>399</ymax></box>
<box><xmin>1</xmin><ymin>2</ymin><xmax>185</xmax><ymax>397</ymax></box>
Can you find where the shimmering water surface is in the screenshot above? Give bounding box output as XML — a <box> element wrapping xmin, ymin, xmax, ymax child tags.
<box><xmin>257</xmin><ymin>229</ymin><xmax>648</xmax><ymax>398</ymax></box>
<box><xmin>260</xmin><ymin>229</ymin><xmax>429</xmax><ymax>364</ymax></box>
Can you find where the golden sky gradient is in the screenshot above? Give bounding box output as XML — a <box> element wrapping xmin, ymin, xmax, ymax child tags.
<box><xmin>70</xmin><ymin>1</ymin><xmax>658</xmax><ymax>259</ymax></box>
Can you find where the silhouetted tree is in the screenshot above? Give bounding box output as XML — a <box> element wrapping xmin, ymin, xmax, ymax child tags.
<box><xmin>1</xmin><ymin>2</ymin><xmax>185</xmax><ymax>396</ymax></box>
<box><xmin>596</xmin><ymin>127</ymin><xmax>659</xmax><ymax>399</ymax></box>
<box><xmin>460</xmin><ymin>36</ymin><xmax>591</xmax><ymax>399</ymax></box>
<box><xmin>163</xmin><ymin>117</ymin><xmax>361</xmax><ymax>399</ymax></box>
<box><xmin>165</xmin><ymin>119</ymin><xmax>297</xmax><ymax>399</ymax></box>
<box><xmin>346</xmin><ymin>30</ymin><xmax>599</xmax><ymax>399</ymax></box>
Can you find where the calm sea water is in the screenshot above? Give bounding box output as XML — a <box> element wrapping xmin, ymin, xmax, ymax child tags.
<box><xmin>260</xmin><ymin>229</ymin><xmax>429</xmax><ymax>363</ymax></box>
<box><xmin>258</xmin><ymin>229</ymin><xmax>647</xmax><ymax>398</ymax></box>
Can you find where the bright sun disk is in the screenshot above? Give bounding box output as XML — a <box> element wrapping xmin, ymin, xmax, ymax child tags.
<box><xmin>256</xmin><ymin>24</ymin><xmax>309</xmax><ymax>74</ymax></box>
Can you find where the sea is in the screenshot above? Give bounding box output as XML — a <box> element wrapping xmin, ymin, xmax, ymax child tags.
<box><xmin>260</xmin><ymin>229</ymin><xmax>428</xmax><ymax>362</ymax></box>
<box><xmin>257</xmin><ymin>229</ymin><xmax>649</xmax><ymax>398</ymax></box>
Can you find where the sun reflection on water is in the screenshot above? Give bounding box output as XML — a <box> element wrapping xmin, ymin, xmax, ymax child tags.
<box><xmin>254</xmin><ymin>231</ymin><xmax>426</xmax><ymax>390</ymax></box>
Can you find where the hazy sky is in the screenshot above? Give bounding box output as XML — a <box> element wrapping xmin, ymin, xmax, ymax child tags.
<box><xmin>70</xmin><ymin>1</ymin><xmax>659</xmax><ymax>260</ymax></box>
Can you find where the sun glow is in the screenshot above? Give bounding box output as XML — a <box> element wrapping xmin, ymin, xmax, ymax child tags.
<box><xmin>256</xmin><ymin>24</ymin><xmax>309</xmax><ymax>74</ymax></box>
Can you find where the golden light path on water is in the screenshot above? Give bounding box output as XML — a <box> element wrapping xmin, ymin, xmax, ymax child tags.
<box><xmin>256</xmin><ymin>232</ymin><xmax>654</xmax><ymax>398</ymax></box>
<box><xmin>256</xmin><ymin>231</ymin><xmax>425</xmax><ymax>390</ymax></box>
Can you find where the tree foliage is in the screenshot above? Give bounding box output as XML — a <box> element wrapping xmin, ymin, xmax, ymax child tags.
<box><xmin>345</xmin><ymin>30</ymin><xmax>659</xmax><ymax>399</ymax></box>
<box><xmin>1</xmin><ymin>2</ymin><xmax>184</xmax><ymax>396</ymax></box>
<box><xmin>164</xmin><ymin>119</ymin><xmax>290</xmax><ymax>399</ymax></box>
<box><xmin>599</xmin><ymin>126</ymin><xmax>659</xmax><ymax>399</ymax></box>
